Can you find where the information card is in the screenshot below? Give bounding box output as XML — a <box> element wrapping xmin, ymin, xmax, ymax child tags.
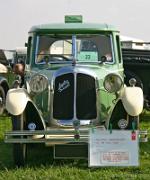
<box><xmin>89</xmin><ymin>129</ymin><xmax>139</xmax><ymax>167</ymax></box>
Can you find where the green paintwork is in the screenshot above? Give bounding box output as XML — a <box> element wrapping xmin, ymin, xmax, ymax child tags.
<box><xmin>29</xmin><ymin>23</ymin><xmax>118</xmax><ymax>34</ymax></box>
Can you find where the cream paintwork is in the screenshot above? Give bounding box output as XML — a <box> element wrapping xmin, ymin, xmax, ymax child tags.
<box><xmin>0</xmin><ymin>63</ymin><xmax>8</xmax><ymax>73</ymax></box>
<box><xmin>6</xmin><ymin>88</ymin><xmax>31</xmax><ymax>115</ymax></box>
<box><xmin>120</xmin><ymin>86</ymin><xmax>143</xmax><ymax>116</ymax></box>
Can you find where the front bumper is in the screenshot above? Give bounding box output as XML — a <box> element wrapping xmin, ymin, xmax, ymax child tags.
<box><xmin>4</xmin><ymin>127</ymin><xmax>93</xmax><ymax>145</ymax></box>
<box><xmin>4</xmin><ymin>127</ymin><xmax>148</xmax><ymax>144</ymax></box>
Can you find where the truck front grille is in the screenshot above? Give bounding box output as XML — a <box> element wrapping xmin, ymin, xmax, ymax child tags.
<box><xmin>53</xmin><ymin>73</ymin><xmax>97</xmax><ymax>120</ymax></box>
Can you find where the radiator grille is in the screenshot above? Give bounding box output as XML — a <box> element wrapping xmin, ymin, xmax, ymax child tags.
<box><xmin>53</xmin><ymin>73</ymin><xmax>97</xmax><ymax>120</ymax></box>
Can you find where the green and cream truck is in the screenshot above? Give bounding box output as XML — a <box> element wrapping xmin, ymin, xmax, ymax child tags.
<box><xmin>5</xmin><ymin>16</ymin><xmax>144</xmax><ymax>166</ymax></box>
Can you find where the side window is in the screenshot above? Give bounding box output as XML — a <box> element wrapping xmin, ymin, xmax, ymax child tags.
<box><xmin>26</xmin><ymin>36</ymin><xmax>32</xmax><ymax>64</ymax></box>
<box><xmin>116</xmin><ymin>35</ymin><xmax>122</xmax><ymax>63</ymax></box>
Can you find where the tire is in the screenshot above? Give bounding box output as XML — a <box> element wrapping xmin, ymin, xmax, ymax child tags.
<box><xmin>12</xmin><ymin>113</ymin><xmax>27</xmax><ymax>167</ymax></box>
<box><xmin>0</xmin><ymin>85</ymin><xmax>5</xmax><ymax>115</ymax></box>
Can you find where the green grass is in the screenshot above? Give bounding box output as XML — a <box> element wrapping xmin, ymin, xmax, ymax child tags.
<box><xmin>0</xmin><ymin>112</ymin><xmax>150</xmax><ymax>180</ymax></box>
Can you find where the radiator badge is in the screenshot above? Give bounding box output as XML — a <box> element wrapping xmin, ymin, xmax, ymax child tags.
<box><xmin>58</xmin><ymin>80</ymin><xmax>70</xmax><ymax>92</ymax></box>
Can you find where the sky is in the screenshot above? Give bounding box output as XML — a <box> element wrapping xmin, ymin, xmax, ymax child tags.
<box><xmin>0</xmin><ymin>0</ymin><xmax>150</xmax><ymax>49</ymax></box>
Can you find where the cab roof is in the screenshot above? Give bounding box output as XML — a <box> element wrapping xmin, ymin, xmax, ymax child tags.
<box><xmin>29</xmin><ymin>23</ymin><xmax>119</xmax><ymax>34</ymax></box>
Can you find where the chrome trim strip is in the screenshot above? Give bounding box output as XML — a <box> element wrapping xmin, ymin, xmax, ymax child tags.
<box><xmin>50</xmin><ymin>79</ymin><xmax>54</xmax><ymax>125</ymax></box>
<box><xmin>47</xmin><ymin>85</ymin><xmax>51</xmax><ymax>111</ymax></box>
<box><xmin>34</xmin><ymin>36</ymin><xmax>39</xmax><ymax>64</ymax></box>
<box><xmin>95</xmin><ymin>78</ymin><xmax>100</xmax><ymax>125</ymax></box>
<box><xmin>5</xmin><ymin>128</ymin><xmax>89</xmax><ymax>135</ymax></box>
<box><xmin>5</xmin><ymin>137</ymin><xmax>89</xmax><ymax>144</ymax></box>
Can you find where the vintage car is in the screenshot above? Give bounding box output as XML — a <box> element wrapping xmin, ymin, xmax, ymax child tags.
<box><xmin>0</xmin><ymin>49</ymin><xmax>16</xmax><ymax>114</ymax></box>
<box><xmin>0</xmin><ymin>62</ymin><xmax>8</xmax><ymax>114</ymax></box>
<box><xmin>5</xmin><ymin>16</ymin><xmax>144</xmax><ymax>166</ymax></box>
<box><xmin>0</xmin><ymin>47</ymin><xmax>26</xmax><ymax>115</ymax></box>
<box><xmin>122</xmin><ymin>47</ymin><xmax>150</xmax><ymax>110</ymax></box>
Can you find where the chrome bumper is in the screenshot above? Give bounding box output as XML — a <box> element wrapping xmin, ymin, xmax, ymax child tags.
<box><xmin>4</xmin><ymin>127</ymin><xmax>91</xmax><ymax>144</ymax></box>
<box><xmin>4</xmin><ymin>128</ymin><xmax>148</xmax><ymax>144</ymax></box>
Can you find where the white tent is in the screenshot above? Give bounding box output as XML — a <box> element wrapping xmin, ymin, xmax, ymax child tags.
<box><xmin>120</xmin><ymin>35</ymin><xmax>150</xmax><ymax>50</ymax></box>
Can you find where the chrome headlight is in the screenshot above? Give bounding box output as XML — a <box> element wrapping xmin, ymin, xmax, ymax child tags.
<box><xmin>29</xmin><ymin>74</ymin><xmax>48</xmax><ymax>93</ymax></box>
<box><xmin>104</xmin><ymin>73</ymin><xmax>123</xmax><ymax>93</ymax></box>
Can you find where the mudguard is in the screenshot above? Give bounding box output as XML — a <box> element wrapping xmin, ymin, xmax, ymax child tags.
<box><xmin>6</xmin><ymin>88</ymin><xmax>32</xmax><ymax>115</ymax></box>
<box><xmin>0</xmin><ymin>63</ymin><xmax>8</xmax><ymax>73</ymax></box>
<box><xmin>120</xmin><ymin>86</ymin><xmax>144</xmax><ymax>116</ymax></box>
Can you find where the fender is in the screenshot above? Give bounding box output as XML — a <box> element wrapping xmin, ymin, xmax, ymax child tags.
<box><xmin>6</xmin><ymin>88</ymin><xmax>32</xmax><ymax>115</ymax></box>
<box><xmin>120</xmin><ymin>86</ymin><xmax>144</xmax><ymax>116</ymax></box>
<box><xmin>0</xmin><ymin>63</ymin><xmax>8</xmax><ymax>73</ymax></box>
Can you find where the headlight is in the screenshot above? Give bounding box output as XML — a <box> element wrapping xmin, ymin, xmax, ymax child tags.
<box><xmin>103</xmin><ymin>73</ymin><xmax>123</xmax><ymax>93</ymax></box>
<box><xmin>29</xmin><ymin>74</ymin><xmax>48</xmax><ymax>93</ymax></box>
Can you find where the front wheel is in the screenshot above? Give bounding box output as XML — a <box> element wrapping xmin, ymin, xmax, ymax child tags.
<box><xmin>12</xmin><ymin>113</ymin><xmax>27</xmax><ymax>167</ymax></box>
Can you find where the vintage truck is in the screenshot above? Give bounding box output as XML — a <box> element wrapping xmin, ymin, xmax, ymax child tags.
<box><xmin>4</xmin><ymin>16</ymin><xmax>144</xmax><ymax>166</ymax></box>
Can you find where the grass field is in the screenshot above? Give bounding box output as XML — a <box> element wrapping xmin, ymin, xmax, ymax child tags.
<box><xmin>0</xmin><ymin>112</ymin><xmax>150</xmax><ymax>180</ymax></box>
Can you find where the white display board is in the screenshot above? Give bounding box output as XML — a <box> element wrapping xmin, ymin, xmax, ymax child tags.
<box><xmin>89</xmin><ymin>129</ymin><xmax>139</xmax><ymax>167</ymax></box>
